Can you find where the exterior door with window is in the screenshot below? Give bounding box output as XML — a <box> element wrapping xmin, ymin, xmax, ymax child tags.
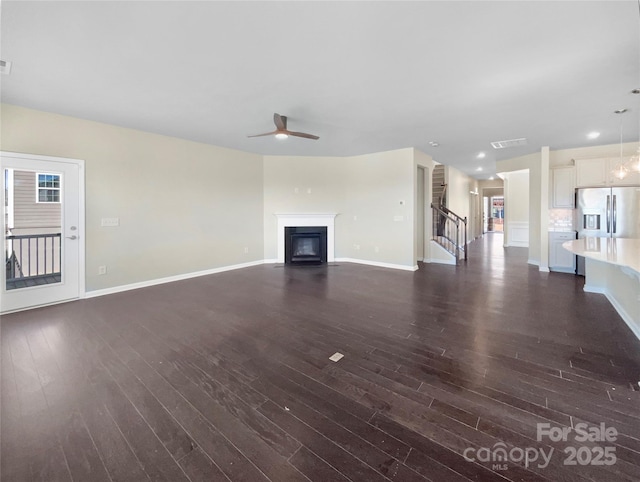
<box><xmin>1</xmin><ymin>152</ymin><xmax>84</xmax><ymax>313</ymax></box>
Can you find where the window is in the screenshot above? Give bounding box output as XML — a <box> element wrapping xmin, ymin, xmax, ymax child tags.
<box><xmin>37</xmin><ymin>173</ymin><xmax>61</xmax><ymax>203</ymax></box>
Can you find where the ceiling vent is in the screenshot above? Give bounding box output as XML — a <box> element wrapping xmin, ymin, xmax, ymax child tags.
<box><xmin>490</xmin><ymin>137</ymin><xmax>528</xmax><ymax>149</ymax></box>
<box><xmin>0</xmin><ymin>60</ymin><xmax>12</xmax><ymax>75</ymax></box>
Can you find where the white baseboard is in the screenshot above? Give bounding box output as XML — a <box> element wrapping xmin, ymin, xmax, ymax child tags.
<box><xmin>425</xmin><ymin>257</ymin><xmax>457</xmax><ymax>266</ymax></box>
<box><xmin>334</xmin><ymin>258</ymin><xmax>418</xmax><ymax>271</ymax></box>
<box><xmin>84</xmin><ymin>260</ymin><xmax>266</xmax><ymax>299</ymax></box>
<box><xmin>583</xmin><ymin>284</ymin><xmax>605</xmax><ymax>294</ymax></box>
<box><xmin>84</xmin><ymin>257</ymin><xmax>420</xmax><ymax>299</ymax></box>
<box><xmin>603</xmin><ymin>290</ymin><xmax>640</xmax><ymax>341</ymax></box>
<box><xmin>582</xmin><ymin>284</ymin><xmax>639</xmax><ymax>341</ymax></box>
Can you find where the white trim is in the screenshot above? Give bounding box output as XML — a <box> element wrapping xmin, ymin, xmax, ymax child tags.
<box><xmin>334</xmin><ymin>257</ymin><xmax>418</xmax><ymax>271</ymax></box>
<box><xmin>426</xmin><ymin>257</ymin><xmax>457</xmax><ymax>266</ymax></box>
<box><xmin>275</xmin><ymin>213</ymin><xmax>337</xmax><ymax>263</ymax></box>
<box><xmin>85</xmin><ymin>260</ymin><xmax>265</xmax><ymax>299</ymax></box>
<box><xmin>6</xmin><ymin>168</ymin><xmax>14</xmax><ymax>229</ymax></box>
<box><xmin>583</xmin><ymin>284</ymin><xmax>605</xmax><ymax>294</ymax></box>
<box><xmin>582</xmin><ymin>284</ymin><xmax>640</xmax><ymax>341</ymax></box>
<box><xmin>1</xmin><ymin>151</ymin><xmax>86</xmax><ymax>309</ymax></box>
<box><xmin>603</xmin><ymin>290</ymin><xmax>640</xmax><ymax>341</ymax></box>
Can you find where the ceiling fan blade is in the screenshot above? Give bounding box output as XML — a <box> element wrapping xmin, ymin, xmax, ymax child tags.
<box><xmin>247</xmin><ymin>131</ymin><xmax>278</xmax><ymax>138</ymax></box>
<box><xmin>274</xmin><ymin>113</ymin><xmax>287</xmax><ymax>130</ymax></box>
<box><xmin>288</xmin><ymin>131</ymin><xmax>320</xmax><ymax>140</ymax></box>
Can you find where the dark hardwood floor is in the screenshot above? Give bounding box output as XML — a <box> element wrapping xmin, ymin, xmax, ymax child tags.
<box><xmin>2</xmin><ymin>233</ymin><xmax>640</xmax><ymax>481</ymax></box>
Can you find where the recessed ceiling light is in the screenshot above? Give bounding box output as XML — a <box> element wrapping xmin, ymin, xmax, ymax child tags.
<box><xmin>477</xmin><ymin>152</ymin><xmax>486</xmax><ymax>159</ymax></box>
<box><xmin>476</xmin><ymin>167</ymin><xmax>483</xmax><ymax>172</ymax></box>
<box><xmin>428</xmin><ymin>141</ymin><xmax>439</xmax><ymax>147</ymax></box>
<box><xmin>587</xmin><ymin>132</ymin><xmax>600</xmax><ymax>139</ymax></box>
<box><xmin>275</xmin><ymin>133</ymin><xmax>288</xmax><ymax>139</ymax></box>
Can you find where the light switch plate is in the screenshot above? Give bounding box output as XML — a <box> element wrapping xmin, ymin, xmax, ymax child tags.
<box><xmin>101</xmin><ymin>217</ymin><xmax>119</xmax><ymax>227</ymax></box>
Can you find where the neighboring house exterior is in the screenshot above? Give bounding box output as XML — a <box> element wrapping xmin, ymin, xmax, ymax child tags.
<box><xmin>8</xmin><ymin>169</ymin><xmax>61</xmax><ymax>235</ymax></box>
<box><xmin>5</xmin><ymin>169</ymin><xmax>61</xmax><ymax>279</ymax></box>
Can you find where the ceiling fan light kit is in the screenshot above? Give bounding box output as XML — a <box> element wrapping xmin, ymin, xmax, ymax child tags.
<box><xmin>248</xmin><ymin>113</ymin><xmax>319</xmax><ymax>141</ymax></box>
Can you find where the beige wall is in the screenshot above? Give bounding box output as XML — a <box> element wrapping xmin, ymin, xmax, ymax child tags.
<box><xmin>1</xmin><ymin>104</ymin><xmax>264</xmax><ymax>292</ymax></box>
<box><xmin>263</xmin><ymin>148</ymin><xmax>417</xmax><ymax>268</ymax></box>
<box><xmin>444</xmin><ymin>165</ymin><xmax>482</xmax><ymax>242</ymax></box>
<box><xmin>262</xmin><ymin>155</ymin><xmax>347</xmax><ymax>260</ymax></box>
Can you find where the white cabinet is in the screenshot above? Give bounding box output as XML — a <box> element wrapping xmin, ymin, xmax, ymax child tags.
<box><xmin>575</xmin><ymin>157</ymin><xmax>640</xmax><ymax>187</ymax></box>
<box><xmin>575</xmin><ymin>158</ymin><xmax>607</xmax><ymax>187</ymax></box>
<box><xmin>551</xmin><ymin>167</ymin><xmax>575</xmax><ymax>208</ymax></box>
<box><xmin>549</xmin><ymin>232</ymin><xmax>576</xmax><ymax>273</ymax></box>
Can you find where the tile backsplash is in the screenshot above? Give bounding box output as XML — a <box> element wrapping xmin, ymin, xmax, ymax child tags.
<box><xmin>549</xmin><ymin>208</ymin><xmax>574</xmax><ymax>230</ymax></box>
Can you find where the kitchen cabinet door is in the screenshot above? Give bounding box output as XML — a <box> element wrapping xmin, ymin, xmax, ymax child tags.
<box><xmin>549</xmin><ymin>232</ymin><xmax>576</xmax><ymax>273</ymax></box>
<box><xmin>575</xmin><ymin>159</ymin><xmax>607</xmax><ymax>187</ymax></box>
<box><xmin>552</xmin><ymin>167</ymin><xmax>575</xmax><ymax>208</ymax></box>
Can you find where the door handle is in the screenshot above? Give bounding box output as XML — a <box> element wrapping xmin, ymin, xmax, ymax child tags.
<box><xmin>65</xmin><ymin>235</ymin><xmax>78</xmax><ymax>240</ymax></box>
<box><xmin>612</xmin><ymin>195</ymin><xmax>617</xmax><ymax>234</ymax></box>
<box><xmin>606</xmin><ymin>195</ymin><xmax>611</xmax><ymax>233</ymax></box>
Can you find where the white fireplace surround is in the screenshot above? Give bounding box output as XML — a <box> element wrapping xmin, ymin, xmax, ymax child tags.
<box><xmin>275</xmin><ymin>213</ymin><xmax>337</xmax><ymax>263</ymax></box>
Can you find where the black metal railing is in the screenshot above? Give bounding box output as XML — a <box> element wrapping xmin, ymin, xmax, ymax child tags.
<box><xmin>431</xmin><ymin>204</ymin><xmax>467</xmax><ymax>263</ymax></box>
<box><xmin>5</xmin><ymin>233</ymin><xmax>62</xmax><ymax>284</ymax></box>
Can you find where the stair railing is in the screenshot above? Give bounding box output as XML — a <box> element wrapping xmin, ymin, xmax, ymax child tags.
<box><xmin>431</xmin><ymin>203</ymin><xmax>467</xmax><ymax>263</ymax></box>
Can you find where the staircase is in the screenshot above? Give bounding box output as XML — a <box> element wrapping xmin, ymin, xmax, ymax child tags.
<box><xmin>432</xmin><ymin>165</ymin><xmax>446</xmax><ymax>207</ymax></box>
<box><xmin>430</xmin><ymin>164</ymin><xmax>467</xmax><ymax>264</ymax></box>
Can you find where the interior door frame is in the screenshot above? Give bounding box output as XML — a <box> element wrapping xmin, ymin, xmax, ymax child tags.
<box><xmin>1</xmin><ymin>151</ymin><xmax>86</xmax><ymax>312</ymax></box>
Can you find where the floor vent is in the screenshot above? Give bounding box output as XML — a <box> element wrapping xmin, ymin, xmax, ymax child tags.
<box><xmin>490</xmin><ymin>137</ymin><xmax>528</xmax><ymax>149</ymax></box>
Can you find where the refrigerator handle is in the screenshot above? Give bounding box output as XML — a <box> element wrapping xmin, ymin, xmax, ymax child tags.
<box><xmin>612</xmin><ymin>195</ymin><xmax>617</xmax><ymax>234</ymax></box>
<box><xmin>606</xmin><ymin>195</ymin><xmax>611</xmax><ymax>233</ymax></box>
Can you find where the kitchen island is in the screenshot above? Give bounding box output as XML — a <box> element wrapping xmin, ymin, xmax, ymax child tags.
<box><xmin>563</xmin><ymin>238</ymin><xmax>640</xmax><ymax>340</ymax></box>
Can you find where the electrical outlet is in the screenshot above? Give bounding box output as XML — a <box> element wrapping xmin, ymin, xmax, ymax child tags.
<box><xmin>98</xmin><ymin>265</ymin><xmax>107</xmax><ymax>275</ymax></box>
<box><xmin>374</xmin><ymin>246</ymin><xmax>380</xmax><ymax>253</ymax></box>
<box><xmin>243</xmin><ymin>247</ymin><xmax>249</xmax><ymax>254</ymax></box>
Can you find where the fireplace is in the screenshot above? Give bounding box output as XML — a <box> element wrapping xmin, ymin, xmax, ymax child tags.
<box><xmin>274</xmin><ymin>213</ymin><xmax>337</xmax><ymax>264</ymax></box>
<box><xmin>285</xmin><ymin>226</ymin><xmax>327</xmax><ymax>265</ymax></box>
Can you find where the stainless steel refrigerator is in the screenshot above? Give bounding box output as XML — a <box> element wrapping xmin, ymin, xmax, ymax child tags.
<box><xmin>575</xmin><ymin>186</ymin><xmax>640</xmax><ymax>274</ymax></box>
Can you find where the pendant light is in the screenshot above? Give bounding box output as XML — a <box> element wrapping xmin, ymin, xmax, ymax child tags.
<box><xmin>611</xmin><ymin>109</ymin><xmax>628</xmax><ymax>180</ymax></box>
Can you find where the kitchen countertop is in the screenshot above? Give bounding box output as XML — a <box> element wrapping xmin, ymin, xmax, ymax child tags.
<box><xmin>562</xmin><ymin>238</ymin><xmax>640</xmax><ymax>276</ymax></box>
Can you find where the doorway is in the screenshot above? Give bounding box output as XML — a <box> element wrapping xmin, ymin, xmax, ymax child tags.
<box><xmin>1</xmin><ymin>152</ymin><xmax>85</xmax><ymax>313</ymax></box>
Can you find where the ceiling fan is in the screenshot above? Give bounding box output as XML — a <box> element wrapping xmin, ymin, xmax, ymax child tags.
<box><xmin>248</xmin><ymin>113</ymin><xmax>319</xmax><ymax>140</ymax></box>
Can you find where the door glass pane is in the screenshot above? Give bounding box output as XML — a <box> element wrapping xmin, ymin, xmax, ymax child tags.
<box><xmin>5</xmin><ymin>169</ymin><xmax>62</xmax><ymax>291</ymax></box>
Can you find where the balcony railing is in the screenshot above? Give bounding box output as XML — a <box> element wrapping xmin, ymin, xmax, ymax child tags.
<box><xmin>5</xmin><ymin>233</ymin><xmax>62</xmax><ymax>290</ymax></box>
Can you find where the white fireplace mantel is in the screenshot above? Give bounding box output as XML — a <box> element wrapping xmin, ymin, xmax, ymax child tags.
<box><xmin>275</xmin><ymin>213</ymin><xmax>337</xmax><ymax>263</ymax></box>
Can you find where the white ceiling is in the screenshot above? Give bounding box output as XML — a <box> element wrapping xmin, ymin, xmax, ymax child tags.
<box><xmin>1</xmin><ymin>1</ymin><xmax>639</xmax><ymax>178</ymax></box>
